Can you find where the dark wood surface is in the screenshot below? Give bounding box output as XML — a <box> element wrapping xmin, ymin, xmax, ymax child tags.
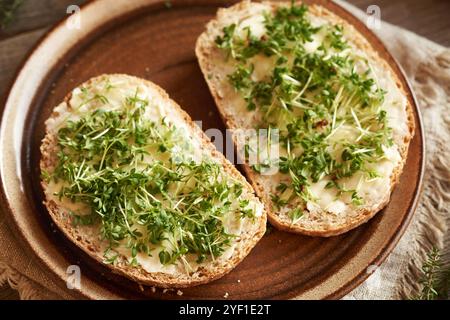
<box><xmin>0</xmin><ymin>0</ymin><xmax>448</xmax><ymax>300</ymax></box>
<box><xmin>350</xmin><ymin>0</ymin><xmax>450</xmax><ymax>47</ymax></box>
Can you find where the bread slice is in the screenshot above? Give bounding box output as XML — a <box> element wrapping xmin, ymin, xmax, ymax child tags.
<box><xmin>40</xmin><ymin>74</ymin><xmax>266</xmax><ymax>288</ymax></box>
<box><xmin>195</xmin><ymin>1</ymin><xmax>415</xmax><ymax>236</ymax></box>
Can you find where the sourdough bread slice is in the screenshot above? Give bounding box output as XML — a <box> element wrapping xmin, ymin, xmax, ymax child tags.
<box><xmin>40</xmin><ymin>74</ymin><xmax>266</xmax><ymax>288</ymax></box>
<box><xmin>195</xmin><ymin>1</ymin><xmax>415</xmax><ymax>236</ymax></box>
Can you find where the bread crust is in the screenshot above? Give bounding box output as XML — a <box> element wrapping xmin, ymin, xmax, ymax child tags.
<box><xmin>195</xmin><ymin>1</ymin><xmax>415</xmax><ymax>237</ymax></box>
<box><xmin>40</xmin><ymin>74</ymin><xmax>266</xmax><ymax>288</ymax></box>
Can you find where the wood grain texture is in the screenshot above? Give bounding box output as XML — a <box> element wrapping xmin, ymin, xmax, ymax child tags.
<box><xmin>0</xmin><ymin>28</ymin><xmax>46</xmax><ymax>98</ymax></box>
<box><xmin>0</xmin><ymin>0</ymin><xmax>85</xmax><ymax>40</ymax></box>
<box><xmin>0</xmin><ymin>0</ymin><xmax>86</xmax><ymax>104</ymax></box>
<box><xmin>0</xmin><ymin>0</ymin><xmax>445</xmax><ymax>300</ymax></box>
<box><xmin>349</xmin><ymin>0</ymin><xmax>450</xmax><ymax>47</ymax></box>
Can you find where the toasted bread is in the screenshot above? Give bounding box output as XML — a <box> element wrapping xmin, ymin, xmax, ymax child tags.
<box><xmin>195</xmin><ymin>1</ymin><xmax>415</xmax><ymax>236</ymax></box>
<box><xmin>40</xmin><ymin>74</ymin><xmax>266</xmax><ymax>287</ymax></box>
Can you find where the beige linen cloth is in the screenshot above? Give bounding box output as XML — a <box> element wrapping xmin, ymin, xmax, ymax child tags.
<box><xmin>0</xmin><ymin>2</ymin><xmax>449</xmax><ymax>299</ymax></box>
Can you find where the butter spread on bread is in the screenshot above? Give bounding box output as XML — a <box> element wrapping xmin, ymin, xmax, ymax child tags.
<box><xmin>196</xmin><ymin>1</ymin><xmax>414</xmax><ymax>236</ymax></box>
<box><xmin>40</xmin><ymin>74</ymin><xmax>266</xmax><ymax>287</ymax></box>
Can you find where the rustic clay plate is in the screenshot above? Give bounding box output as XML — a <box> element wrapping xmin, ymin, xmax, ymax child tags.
<box><xmin>0</xmin><ymin>0</ymin><xmax>424</xmax><ymax>299</ymax></box>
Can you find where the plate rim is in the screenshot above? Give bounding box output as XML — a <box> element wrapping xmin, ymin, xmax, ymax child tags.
<box><xmin>0</xmin><ymin>0</ymin><xmax>425</xmax><ymax>300</ymax></box>
<box><xmin>314</xmin><ymin>1</ymin><xmax>426</xmax><ymax>299</ymax></box>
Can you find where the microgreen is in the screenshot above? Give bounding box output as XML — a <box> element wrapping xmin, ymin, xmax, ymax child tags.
<box><xmin>412</xmin><ymin>247</ymin><xmax>450</xmax><ymax>300</ymax></box>
<box><xmin>48</xmin><ymin>88</ymin><xmax>255</xmax><ymax>268</ymax></box>
<box><xmin>215</xmin><ymin>2</ymin><xmax>393</xmax><ymax>220</ymax></box>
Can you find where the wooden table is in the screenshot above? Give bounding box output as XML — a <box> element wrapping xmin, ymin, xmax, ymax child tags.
<box><xmin>1</xmin><ymin>0</ymin><xmax>449</xmax><ymax>300</ymax></box>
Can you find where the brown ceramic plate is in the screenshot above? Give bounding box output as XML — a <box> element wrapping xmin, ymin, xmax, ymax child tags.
<box><xmin>0</xmin><ymin>0</ymin><xmax>424</xmax><ymax>299</ymax></box>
